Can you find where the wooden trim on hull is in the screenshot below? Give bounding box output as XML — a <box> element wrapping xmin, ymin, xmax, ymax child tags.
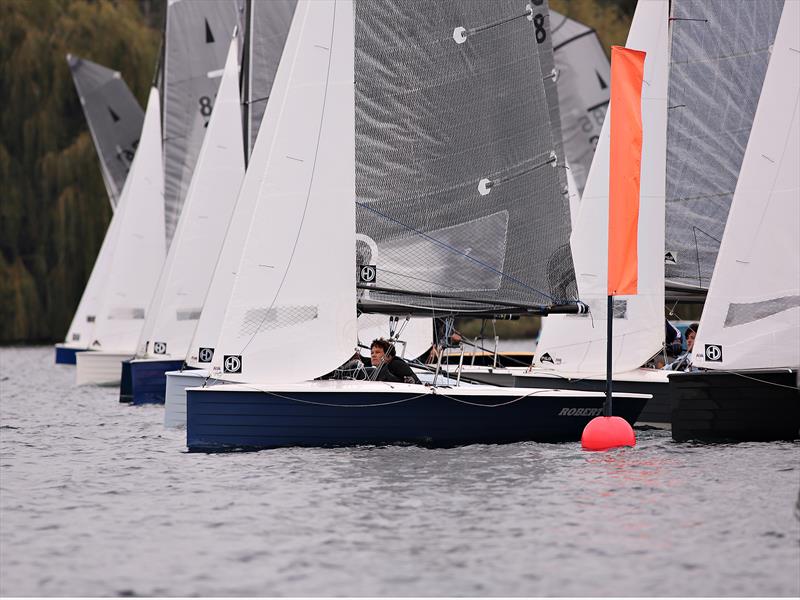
<box><xmin>669</xmin><ymin>369</ymin><xmax>800</xmax><ymax>442</ymax></box>
<box><xmin>186</xmin><ymin>388</ymin><xmax>648</xmax><ymax>451</ymax></box>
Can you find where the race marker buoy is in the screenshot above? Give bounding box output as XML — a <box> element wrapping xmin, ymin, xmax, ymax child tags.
<box><xmin>581</xmin><ymin>416</ymin><xmax>636</xmax><ymax>451</ymax></box>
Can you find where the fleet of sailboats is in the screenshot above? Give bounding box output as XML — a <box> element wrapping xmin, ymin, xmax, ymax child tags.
<box><xmin>58</xmin><ymin>0</ymin><xmax>798</xmax><ymax>447</ymax></box>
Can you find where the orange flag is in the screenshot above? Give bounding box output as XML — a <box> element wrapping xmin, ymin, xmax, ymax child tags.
<box><xmin>608</xmin><ymin>46</ymin><xmax>646</xmax><ymax>296</ymax></box>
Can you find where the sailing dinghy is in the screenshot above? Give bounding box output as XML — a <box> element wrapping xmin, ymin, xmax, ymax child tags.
<box><xmin>56</xmin><ymin>56</ymin><xmax>144</xmax><ymax>365</ymax></box>
<box><xmin>75</xmin><ymin>88</ymin><xmax>165</xmax><ymax>386</ymax></box>
<box><xmin>121</xmin><ymin>36</ymin><xmax>245</xmax><ymax>404</ymax></box>
<box><xmin>670</xmin><ymin>0</ymin><xmax>800</xmax><ymax>441</ymax></box>
<box><xmin>184</xmin><ymin>0</ymin><xmax>648</xmax><ymax>451</ymax></box>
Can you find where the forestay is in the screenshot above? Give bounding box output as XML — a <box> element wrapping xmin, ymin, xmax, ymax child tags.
<box><xmin>242</xmin><ymin>0</ymin><xmax>297</xmax><ymax>158</ymax></box>
<box><xmin>549</xmin><ymin>9</ymin><xmax>610</xmax><ymax>198</ymax></box>
<box><xmin>693</xmin><ymin>0</ymin><xmax>799</xmax><ymax>371</ymax></box>
<box><xmin>66</xmin><ymin>55</ymin><xmax>144</xmax><ymax>208</ymax></box>
<box><xmin>163</xmin><ymin>0</ymin><xmax>243</xmax><ymax>243</ymax></box>
<box><xmin>89</xmin><ymin>88</ymin><xmax>165</xmax><ymax>352</ymax></box>
<box><xmin>533</xmin><ymin>0</ymin><xmax>669</xmax><ymax>374</ymax></box>
<box><xmin>136</xmin><ymin>38</ymin><xmax>245</xmax><ymax>361</ymax></box>
<box><xmin>209</xmin><ymin>0</ymin><xmax>357</xmax><ymax>383</ymax></box>
<box><xmin>354</xmin><ymin>0</ymin><xmax>576</xmax><ymax>316</ymax></box>
<box><xmin>664</xmin><ymin>0</ymin><xmax>784</xmax><ymax>291</ymax></box>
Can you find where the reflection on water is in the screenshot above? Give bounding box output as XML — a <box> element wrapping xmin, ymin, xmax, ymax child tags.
<box><xmin>1</xmin><ymin>347</ymin><xmax>799</xmax><ymax>596</ymax></box>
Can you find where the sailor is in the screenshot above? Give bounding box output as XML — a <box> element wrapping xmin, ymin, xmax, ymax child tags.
<box><xmin>367</xmin><ymin>338</ymin><xmax>421</xmax><ymax>384</ymax></box>
<box><xmin>664</xmin><ymin>322</ymin><xmax>698</xmax><ymax>371</ymax></box>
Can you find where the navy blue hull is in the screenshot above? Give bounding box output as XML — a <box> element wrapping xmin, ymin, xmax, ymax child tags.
<box><xmin>669</xmin><ymin>369</ymin><xmax>800</xmax><ymax>442</ymax></box>
<box><xmin>119</xmin><ymin>359</ymin><xmax>133</xmax><ymax>403</ymax></box>
<box><xmin>55</xmin><ymin>346</ymin><xmax>86</xmax><ymax>365</ymax></box>
<box><xmin>186</xmin><ymin>388</ymin><xmax>647</xmax><ymax>451</ymax></box>
<box><xmin>127</xmin><ymin>359</ymin><xmax>186</xmax><ymax>405</ymax></box>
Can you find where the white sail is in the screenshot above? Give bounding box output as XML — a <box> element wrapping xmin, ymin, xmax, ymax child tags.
<box><xmin>63</xmin><ymin>180</ymin><xmax>126</xmax><ymax>348</ymax></box>
<box><xmin>136</xmin><ymin>37</ymin><xmax>245</xmax><ymax>361</ymax></box>
<box><xmin>209</xmin><ymin>0</ymin><xmax>357</xmax><ymax>383</ymax></box>
<box><xmin>88</xmin><ymin>88</ymin><xmax>165</xmax><ymax>352</ymax></box>
<box><xmin>693</xmin><ymin>0</ymin><xmax>800</xmax><ymax>371</ymax></box>
<box><xmin>532</xmin><ymin>0</ymin><xmax>669</xmax><ymax>375</ymax></box>
<box><xmin>550</xmin><ymin>9</ymin><xmax>611</xmax><ymax>198</ymax></box>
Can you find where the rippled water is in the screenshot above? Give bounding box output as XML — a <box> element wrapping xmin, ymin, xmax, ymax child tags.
<box><xmin>1</xmin><ymin>346</ymin><xmax>799</xmax><ymax>596</ymax></box>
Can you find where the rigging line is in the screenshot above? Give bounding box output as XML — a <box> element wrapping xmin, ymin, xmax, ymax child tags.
<box><xmin>238</xmin><ymin>3</ymin><xmax>338</xmax><ymax>356</ymax></box>
<box><xmin>489</xmin><ymin>154</ymin><xmax>558</xmax><ymax>189</ymax></box>
<box><xmin>355</xmin><ymin>203</ymin><xmax>557</xmax><ymax>303</ymax></box>
<box><xmin>707</xmin><ymin>369</ymin><xmax>800</xmax><ymax>392</ymax></box>
<box><xmin>464</xmin><ymin>10</ymin><xmax>532</xmax><ymax>38</ymax></box>
<box><xmin>691</xmin><ymin>225</ymin><xmax>722</xmax><ymax>289</ymax></box>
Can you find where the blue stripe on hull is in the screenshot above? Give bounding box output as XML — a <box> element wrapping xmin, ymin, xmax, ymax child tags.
<box><xmin>55</xmin><ymin>346</ymin><xmax>86</xmax><ymax>365</ymax></box>
<box><xmin>187</xmin><ymin>389</ymin><xmax>647</xmax><ymax>451</ymax></box>
<box><xmin>129</xmin><ymin>360</ymin><xmax>185</xmax><ymax>405</ymax></box>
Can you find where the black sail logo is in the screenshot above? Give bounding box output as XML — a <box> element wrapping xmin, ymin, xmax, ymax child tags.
<box><xmin>198</xmin><ymin>347</ymin><xmax>214</xmax><ymax>363</ymax></box>
<box><xmin>223</xmin><ymin>355</ymin><xmax>242</xmax><ymax>374</ymax></box>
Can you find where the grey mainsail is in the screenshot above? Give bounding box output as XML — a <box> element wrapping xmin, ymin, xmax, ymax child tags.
<box><xmin>549</xmin><ymin>9</ymin><xmax>610</xmax><ymax>197</ymax></box>
<box><xmin>665</xmin><ymin>0</ymin><xmax>784</xmax><ymax>291</ymax></box>
<box><xmin>355</xmin><ymin>0</ymin><xmax>576</xmax><ymax>316</ymax></box>
<box><xmin>163</xmin><ymin>0</ymin><xmax>243</xmax><ymax>243</ymax></box>
<box><xmin>66</xmin><ymin>54</ymin><xmax>144</xmax><ymax>208</ymax></box>
<box><xmin>529</xmin><ymin>0</ymin><xmax>568</xmax><ymax>218</ymax></box>
<box><xmin>242</xmin><ymin>0</ymin><xmax>297</xmax><ymax>158</ymax></box>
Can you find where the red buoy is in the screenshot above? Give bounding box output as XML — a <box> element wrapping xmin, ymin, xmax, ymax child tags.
<box><xmin>581</xmin><ymin>416</ymin><xmax>636</xmax><ymax>451</ymax></box>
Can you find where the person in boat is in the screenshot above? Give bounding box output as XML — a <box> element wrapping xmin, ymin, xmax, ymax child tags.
<box><xmin>664</xmin><ymin>322</ymin><xmax>698</xmax><ymax>371</ymax></box>
<box><xmin>367</xmin><ymin>337</ymin><xmax>421</xmax><ymax>384</ymax></box>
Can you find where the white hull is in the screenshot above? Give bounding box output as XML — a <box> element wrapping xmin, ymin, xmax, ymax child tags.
<box><xmin>75</xmin><ymin>351</ymin><xmax>131</xmax><ymax>386</ymax></box>
<box><xmin>164</xmin><ymin>369</ymin><xmax>211</xmax><ymax>428</ymax></box>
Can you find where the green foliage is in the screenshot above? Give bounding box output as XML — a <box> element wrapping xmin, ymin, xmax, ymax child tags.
<box><xmin>0</xmin><ymin>0</ymin><xmax>158</xmax><ymax>343</ymax></box>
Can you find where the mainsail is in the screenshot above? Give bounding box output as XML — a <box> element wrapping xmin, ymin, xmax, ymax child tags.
<box><xmin>242</xmin><ymin>0</ymin><xmax>297</xmax><ymax>158</ymax></box>
<box><xmin>355</xmin><ymin>0</ymin><xmax>576</xmax><ymax>316</ymax></box>
<box><xmin>549</xmin><ymin>9</ymin><xmax>610</xmax><ymax>198</ymax></box>
<box><xmin>162</xmin><ymin>0</ymin><xmax>243</xmax><ymax>243</ymax></box>
<box><xmin>66</xmin><ymin>54</ymin><xmax>144</xmax><ymax>208</ymax></box>
<box><xmin>693</xmin><ymin>0</ymin><xmax>799</xmax><ymax>371</ymax></box>
<box><xmin>664</xmin><ymin>0</ymin><xmax>784</xmax><ymax>292</ymax></box>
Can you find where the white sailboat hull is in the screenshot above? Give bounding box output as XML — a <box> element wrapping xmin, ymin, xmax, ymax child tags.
<box><xmin>75</xmin><ymin>351</ymin><xmax>130</xmax><ymax>386</ymax></box>
<box><xmin>164</xmin><ymin>369</ymin><xmax>213</xmax><ymax>428</ymax></box>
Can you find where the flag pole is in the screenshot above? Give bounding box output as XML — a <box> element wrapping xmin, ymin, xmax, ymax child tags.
<box><xmin>606</xmin><ymin>294</ymin><xmax>613</xmax><ymax>416</ymax></box>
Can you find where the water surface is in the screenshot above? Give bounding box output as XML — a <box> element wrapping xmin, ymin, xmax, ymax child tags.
<box><xmin>1</xmin><ymin>347</ymin><xmax>798</xmax><ymax>596</ymax></box>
